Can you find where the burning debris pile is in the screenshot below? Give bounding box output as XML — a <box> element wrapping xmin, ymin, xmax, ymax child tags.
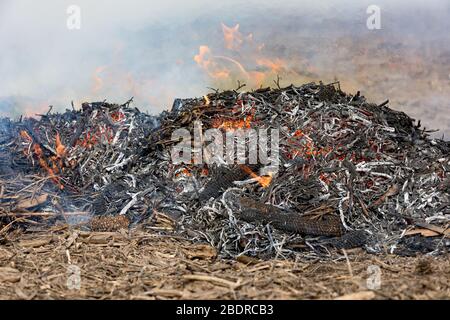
<box><xmin>0</xmin><ymin>82</ymin><xmax>449</xmax><ymax>259</ymax></box>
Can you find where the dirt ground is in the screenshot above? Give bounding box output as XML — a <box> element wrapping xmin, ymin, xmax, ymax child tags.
<box><xmin>0</xmin><ymin>226</ymin><xmax>448</xmax><ymax>300</ymax></box>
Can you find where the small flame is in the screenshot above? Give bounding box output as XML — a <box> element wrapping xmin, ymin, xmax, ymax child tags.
<box><xmin>20</xmin><ymin>130</ymin><xmax>69</xmax><ymax>190</ymax></box>
<box><xmin>240</xmin><ymin>165</ymin><xmax>273</xmax><ymax>188</ymax></box>
<box><xmin>257</xmin><ymin>173</ymin><xmax>273</xmax><ymax>188</ymax></box>
<box><xmin>32</xmin><ymin>142</ymin><xmax>64</xmax><ymax>189</ymax></box>
<box><xmin>20</xmin><ymin>130</ymin><xmax>32</xmax><ymax>142</ymax></box>
<box><xmin>222</xmin><ymin>23</ymin><xmax>243</xmax><ymax>51</ymax></box>
<box><xmin>55</xmin><ymin>133</ymin><xmax>66</xmax><ymax>157</ymax></box>
<box><xmin>204</xmin><ymin>95</ymin><xmax>210</xmax><ymax>105</ymax></box>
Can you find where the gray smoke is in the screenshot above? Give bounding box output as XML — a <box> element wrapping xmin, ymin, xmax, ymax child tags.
<box><xmin>1</xmin><ymin>0</ymin><xmax>449</xmax><ymax>136</ymax></box>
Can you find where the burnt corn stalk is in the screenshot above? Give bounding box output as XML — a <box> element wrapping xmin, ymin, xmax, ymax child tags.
<box><xmin>199</xmin><ymin>164</ymin><xmax>261</xmax><ymax>201</ymax></box>
<box><xmin>238</xmin><ymin>197</ymin><xmax>344</xmax><ymax>237</ymax></box>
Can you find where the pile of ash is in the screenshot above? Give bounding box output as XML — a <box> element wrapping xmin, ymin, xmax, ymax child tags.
<box><xmin>0</xmin><ymin>82</ymin><xmax>448</xmax><ymax>259</ymax></box>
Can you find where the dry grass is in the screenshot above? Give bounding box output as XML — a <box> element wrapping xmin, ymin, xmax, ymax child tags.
<box><xmin>0</xmin><ymin>227</ymin><xmax>449</xmax><ymax>300</ymax></box>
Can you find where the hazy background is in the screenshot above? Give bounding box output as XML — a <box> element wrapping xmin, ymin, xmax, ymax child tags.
<box><xmin>0</xmin><ymin>0</ymin><xmax>449</xmax><ymax>137</ymax></box>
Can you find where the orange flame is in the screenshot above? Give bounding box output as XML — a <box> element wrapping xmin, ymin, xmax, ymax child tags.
<box><xmin>194</xmin><ymin>46</ymin><xmax>232</xmax><ymax>79</ymax></box>
<box><xmin>55</xmin><ymin>133</ymin><xmax>66</xmax><ymax>157</ymax></box>
<box><xmin>20</xmin><ymin>130</ymin><xmax>69</xmax><ymax>189</ymax></box>
<box><xmin>222</xmin><ymin>23</ymin><xmax>243</xmax><ymax>51</ymax></box>
<box><xmin>240</xmin><ymin>165</ymin><xmax>273</xmax><ymax>188</ymax></box>
<box><xmin>256</xmin><ymin>58</ymin><xmax>285</xmax><ymax>74</ymax></box>
<box><xmin>20</xmin><ymin>130</ymin><xmax>32</xmax><ymax>142</ymax></box>
<box><xmin>19</xmin><ymin>111</ymin><xmax>121</xmax><ymax>189</ymax></box>
<box><xmin>33</xmin><ymin>141</ymin><xmax>64</xmax><ymax>189</ymax></box>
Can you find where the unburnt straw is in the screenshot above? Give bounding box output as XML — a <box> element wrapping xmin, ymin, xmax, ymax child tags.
<box><xmin>0</xmin><ymin>82</ymin><xmax>449</xmax><ymax>259</ymax></box>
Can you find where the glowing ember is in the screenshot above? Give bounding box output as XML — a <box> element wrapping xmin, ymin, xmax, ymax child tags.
<box><xmin>212</xmin><ymin>115</ymin><xmax>253</xmax><ymax>131</ymax></box>
<box><xmin>111</xmin><ymin>110</ymin><xmax>125</xmax><ymax>122</ymax></box>
<box><xmin>175</xmin><ymin>168</ymin><xmax>192</xmax><ymax>178</ymax></box>
<box><xmin>76</xmin><ymin>127</ymin><xmax>115</xmax><ymax>149</ymax></box>
<box><xmin>200</xmin><ymin>167</ymin><xmax>209</xmax><ymax>176</ymax></box>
